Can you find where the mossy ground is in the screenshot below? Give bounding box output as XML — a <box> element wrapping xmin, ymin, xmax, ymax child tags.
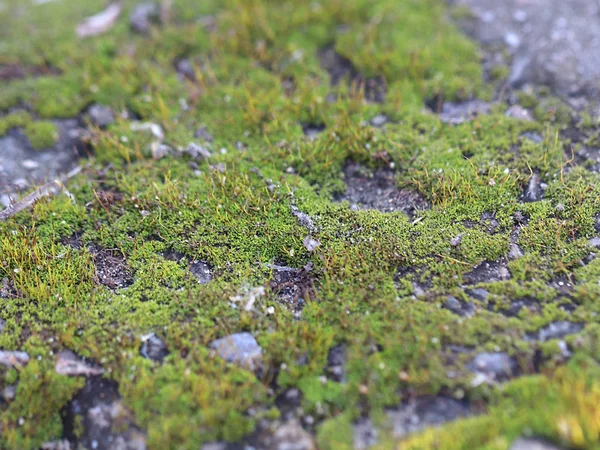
<box><xmin>1</xmin><ymin>0</ymin><xmax>600</xmax><ymax>449</ymax></box>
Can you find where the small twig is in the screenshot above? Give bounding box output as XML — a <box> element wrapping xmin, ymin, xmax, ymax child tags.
<box><xmin>0</xmin><ymin>165</ymin><xmax>83</xmax><ymax>222</ymax></box>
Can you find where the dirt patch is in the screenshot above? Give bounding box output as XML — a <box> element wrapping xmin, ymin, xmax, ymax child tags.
<box><xmin>301</xmin><ymin>123</ymin><xmax>326</xmax><ymax>140</ymax></box>
<box><xmin>90</xmin><ymin>245</ymin><xmax>133</xmax><ymax>290</ymax></box>
<box><xmin>319</xmin><ymin>47</ymin><xmax>387</xmax><ymax>103</ymax></box>
<box><xmin>0</xmin><ymin>63</ymin><xmax>60</xmax><ymax>81</ymax></box>
<box><xmin>268</xmin><ymin>263</ymin><xmax>316</xmax><ymax>317</ymax></box>
<box><xmin>336</xmin><ymin>162</ymin><xmax>428</xmax><ymax>217</ymax></box>
<box><xmin>462</xmin><ymin>259</ymin><xmax>511</xmax><ymax>285</ymax></box>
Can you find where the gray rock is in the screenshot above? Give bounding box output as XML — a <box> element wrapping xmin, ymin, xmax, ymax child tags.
<box><xmin>88</xmin><ymin>104</ymin><xmax>115</xmax><ymax>128</ymax></box>
<box><xmin>468</xmin><ymin>352</ymin><xmax>517</xmax><ymax>380</ymax></box>
<box><xmin>387</xmin><ymin>397</ymin><xmax>469</xmax><ymax>439</ymax></box>
<box><xmin>175</xmin><ymin>59</ymin><xmax>196</xmax><ymax>80</ymax></box>
<box><xmin>194</xmin><ymin>126</ymin><xmax>213</xmax><ymax>142</ymax></box>
<box><xmin>505</xmin><ymin>105</ymin><xmax>533</xmax><ymax>121</ymax></box>
<box><xmin>185</xmin><ymin>142</ymin><xmax>211</xmax><ymax>160</ymax></box>
<box><xmin>55</xmin><ymin>350</ymin><xmax>104</xmax><ymax>376</ymax></box>
<box><xmin>589</xmin><ymin>237</ymin><xmax>600</xmax><ymax>248</ymax></box>
<box><xmin>1</xmin><ymin>385</ymin><xmax>16</xmax><ymax>402</ymax></box>
<box><xmin>209</xmin><ymin>332</ymin><xmax>262</xmax><ymax>371</ymax></box>
<box><xmin>438</xmin><ymin>100</ymin><xmax>491</xmax><ymax>124</ymax></box>
<box><xmin>506</xmin><ymin>298</ymin><xmax>539</xmax><ymax>317</ymax></box>
<box><xmin>510</xmin><ymin>437</ymin><xmax>564</xmax><ymax>450</ymax></box>
<box><xmin>326</xmin><ymin>344</ymin><xmax>346</xmax><ymax>382</ymax></box>
<box><xmin>140</xmin><ymin>333</ymin><xmax>169</xmax><ymax>362</ymax></box>
<box><xmin>190</xmin><ymin>260</ymin><xmax>212</xmax><ymax>284</ymax></box>
<box><xmin>0</xmin><ymin>350</ymin><xmax>30</xmax><ymax>368</ymax></box>
<box><xmin>130</xmin><ymin>2</ymin><xmax>159</xmax><ymax>34</ymax></box>
<box><xmin>452</xmin><ymin>0</ymin><xmax>600</xmax><ymax>108</ymax></box>
<box><xmin>0</xmin><ymin>120</ymin><xmax>85</xmax><ymax>195</ymax></box>
<box><xmin>523</xmin><ymin>172</ymin><xmax>544</xmax><ymax>202</ymax></box>
<box><xmin>450</xmin><ymin>234</ymin><xmax>463</xmax><ymax>247</ymax></box>
<box><xmin>468</xmin><ymin>288</ymin><xmax>489</xmax><ymax>301</ymax></box>
<box><xmin>271</xmin><ymin>420</ymin><xmax>315</xmax><ymax>450</ymax></box>
<box><xmin>200</xmin><ymin>444</ymin><xmax>228</xmax><ymax>450</ymax></box>
<box><xmin>63</xmin><ymin>378</ymin><xmax>146</xmax><ymax>450</ymax></box>
<box><xmin>444</xmin><ymin>296</ymin><xmax>475</xmax><ymax>317</ymax></box>
<box><xmin>521</xmin><ymin>132</ymin><xmax>543</xmax><ymax>144</ymax></box>
<box><xmin>76</xmin><ymin>3</ymin><xmax>122</xmax><ymax>38</ymax></box>
<box><xmin>508</xmin><ymin>243</ymin><xmax>524</xmax><ymax>260</ymax></box>
<box><xmin>40</xmin><ymin>441</ymin><xmax>72</xmax><ymax>450</ymax></box>
<box><xmin>354</xmin><ymin>418</ymin><xmax>378</xmax><ymax>450</ymax></box>
<box><xmin>291</xmin><ymin>205</ymin><xmax>316</xmax><ymax>233</ymax></box>
<box><xmin>303</xmin><ymin>236</ymin><xmax>320</xmax><ymax>252</ymax></box>
<box><xmin>534</xmin><ymin>321</ymin><xmax>584</xmax><ymax>342</ymax></box>
<box><xmin>370</xmin><ymin>114</ymin><xmax>388</xmax><ymax>127</ymax></box>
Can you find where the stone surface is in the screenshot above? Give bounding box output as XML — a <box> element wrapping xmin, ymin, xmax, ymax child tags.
<box><xmin>87</xmin><ymin>104</ymin><xmax>115</xmax><ymax>128</ymax></box>
<box><xmin>326</xmin><ymin>344</ymin><xmax>347</xmax><ymax>382</ymax></box>
<box><xmin>468</xmin><ymin>288</ymin><xmax>489</xmax><ymax>301</ymax></box>
<box><xmin>270</xmin><ymin>420</ymin><xmax>316</xmax><ymax>450</ymax></box>
<box><xmin>336</xmin><ymin>162</ymin><xmax>428</xmax><ymax>217</ymax></box>
<box><xmin>387</xmin><ymin>396</ymin><xmax>470</xmax><ymax>439</ymax></box>
<box><xmin>190</xmin><ymin>260</ymin><xmax>212</xmax><ymax>285</ymax></box>
<box><xmin>463</xmin><ymin>261</ymin><xmax>511</xmax><ymax>284</ymax></box>
<box><xmin>353</xmin><ymin>418</ymin><xmax>378</xmax><ymax>450</ymax></box>
<box><xmin>370</xmin><ymin>114</ymin><xmax>388</xmax><ymax>127</ymax></box>
<box><xmin>0</xmin><ymin>350</ymin><xmax>30</xmax><ymax>368</ymax></box>
<box><xmin>55</xmin><ymin>350</ymin><xmax>104</xmax><ymax>376</ymax></box>
<box><xmin>291</xmin><ymin>205</ymin><xmax>316</xmax><ymax>233</ymax></box>
<box><xmin>185</xmin><ymin>142</ymin><xmax>211</xmax><ymax>160</ymax></box>
<box><xmin>209</xmin><ymin>332</ymin><xmax>262</xmax><ymax>371</ymax></box>
<box><xmin>444</xmin><ymin>296</ymin><xmax>475</xmax><ymax>317</ymax></box>
<box><xmin>130</xmin><ymin>2</ymin><xmax>159</xmax><ymax>34</ymax></box>
<box><xmin>437</xmin><ymin>100</ymin><xmax>491</xmax><ymax>124</ymax></box>
<box><xmin>139</xmin><ymin>333</ymin><xmax>169</xmax><ymax>362</ymax></box>
<box><xmin>451</xmin><ymin>0</ymin><xmax>600</xmax><ymax>109</ymax></box>
<box><xmin>510</xmin><ymin>437</ymin><xmax>564</xmax><ymax>450</ymax></box>
<box><xmin>523</xmin><ymin>172</ymin><xmax>544</xmax><ymax>202</ymax></box>
<box><xmin>533</xmin><ymin>321</ymin><xmax>584</xmax><ymax>342</ymax></box>
<box><xmin>468</xmin><ymin>352</ymin><xmax>517</xmax><ymax>380</ymax></box>
<box><xmin>0</xmin><ymin>120</ymin><xmax>86</xmax><ymax>196</ymax></box>
<box><xmin>505</xmin><ymin>104</ymin><xmax>533</xmax><ymax>121</ymax></box>
<box><xmin>63</xmin><ymin>378</ymin><xmax>147</xmax><ymax>450</ymax></box>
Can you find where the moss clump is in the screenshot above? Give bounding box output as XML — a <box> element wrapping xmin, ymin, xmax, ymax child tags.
<box><xmin>0</xmin><ymin>110</ymin><xmax>31</xmax><ymax>136</ymax></box>
<box><xmin>24</xmin><ymin>121</ymin><xmax>59</xmax><ymax>149</ymax></box>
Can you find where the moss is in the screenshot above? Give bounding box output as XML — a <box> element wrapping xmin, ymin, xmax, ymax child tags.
<box><xmin>0</xmin><ymin>110</ymin><xmax>31</xmax><ymax>136</ymax></box>
<box><xmin>23</xmin><ymin>121</ymin><xmax>59</xmax><ymax>149</ymax></box>
<box><xmin>1</xmin><ymin>0</ymin><xmax>600</xmax><ymax>448</ymax></box>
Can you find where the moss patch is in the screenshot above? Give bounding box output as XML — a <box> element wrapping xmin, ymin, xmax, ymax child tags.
<box><xmin>23</xmin><ymin>121</ymin><xmax>59</xmax><ymax>149</ymax></box>
<box><xmin>1</xmin><ymin>0</ymin><xmax>600</xmax><ymax>449</ymax></box>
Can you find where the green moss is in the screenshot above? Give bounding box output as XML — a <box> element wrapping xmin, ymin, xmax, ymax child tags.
<box><xmin>1</xmin><ymin>0</ymin><xmax>600</xmax><ymax>448</ymax></box>
<box><xmin>23</xmin><ymin>121</ymin><xmax>59</xmax><ymax>149</ymax></box>
<box><xmin>0</xmin><ymin>110</ymin><xmax>31</xmax><ymax>136</ymax></box>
